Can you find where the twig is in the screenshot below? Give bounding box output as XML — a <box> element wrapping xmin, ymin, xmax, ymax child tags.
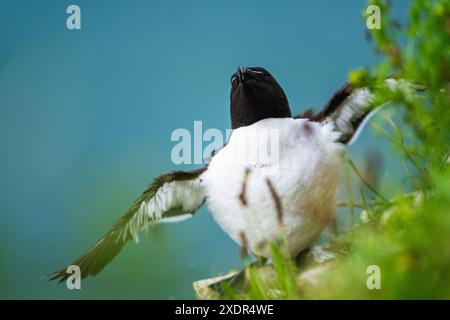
<box><xmin>371</xmin><ymin>122</ymin><xmax>427</xmax><ymax>161</ymax></box>
<box><xmin>265</xmin><ymin>178</ymin><xmax>284</xmax><ymax>228</ymax></box>
<box><xmin>359</xmin><ymin>188</ymin><xmax>369</xmax><ymax>212</ymax></box>
<box><xmin>384</xmin><ymin>116</ymin><xmax>429</xmax><ymax>178</ymax></box>
<box><xmin>337</xmin><ymin>202</ymin><xmax>365</xmax><ymax>209</ymax></box>
<box><xmin>343</xmin><ymin>160</ymin><xmax>355</xmax><ymax>224</ymax></box>
<box><xmin>239</xmin><ymin>231</ymin><xmax>249</xmax><ymax>258</ymax></box>
<box><xmin>348</xmin><ymin>159</ymin><xmax>390</xmax><ymax>204</ymax></box>
<box><xmin>239</xmin><ymin>168</ymin><xmax>251</xmax><ymax>206</ymax></box>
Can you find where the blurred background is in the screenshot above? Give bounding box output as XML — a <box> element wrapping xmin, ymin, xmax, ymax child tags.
<box><xmin>0</xmin><ymin>0</ymin><xmax>410</xmax><ymax>299</ymax></box>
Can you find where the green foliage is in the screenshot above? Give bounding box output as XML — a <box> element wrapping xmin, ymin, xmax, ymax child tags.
<box><xmin>221</xmin><ymin>0</ymin><xmax>450</xmax><ymax>300</ymax></box>
<box><xmin>354</xmin><ymin>0</ymin><xmax>450</xmax><ymax>176</ymax></box>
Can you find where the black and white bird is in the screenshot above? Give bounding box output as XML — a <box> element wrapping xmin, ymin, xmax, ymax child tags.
<box><xmin>50</xmin><ymin>66</ymin><xmax>410</xmax><ymax>281</ymax></box>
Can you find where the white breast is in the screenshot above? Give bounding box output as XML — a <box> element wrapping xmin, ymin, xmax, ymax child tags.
<box><xmin>201</xmin><ymin>118</ymin><xmax>343</xmax><ymax>258</ymax></box>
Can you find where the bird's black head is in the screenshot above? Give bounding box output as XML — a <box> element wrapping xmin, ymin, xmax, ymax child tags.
<box><xmin>230</xmin><ymin>66</ymin><xmax>292</xmax><ymax>129</ymax></box>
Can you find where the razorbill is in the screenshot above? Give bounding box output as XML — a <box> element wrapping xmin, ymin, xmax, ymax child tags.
<box><xmin>50</xmin><ymin>66</ymin><xmax>406</xmax><ymax>281</ymax></box>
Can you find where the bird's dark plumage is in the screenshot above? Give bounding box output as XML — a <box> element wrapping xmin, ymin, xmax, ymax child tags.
<box><xmin>297</xmin><ymin>82</ymin><xmax>378</xmax><ymax>144</ymax></box>
<box><xmin>230</xmin><ymin>67</ymin><xmax>292</xmax><ymax>129</ymax></box>
<box><xmin>297</xmin><ymin>82</ymin><xmax>354</xmax><ymax>122</ymax></box>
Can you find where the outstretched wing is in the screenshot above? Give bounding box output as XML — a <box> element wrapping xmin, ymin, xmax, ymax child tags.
<box><xmin>323</xmin><ymin>83</ymin><xmax>376</xmax><ymax>144</ymax></box>
<box><xmin>298</xmin><ymin>79</ymin><xmax>423</xmax><ymax>144</ymax></box>
<box><xmin>49</xmin><ymin>167</ymin><xmax>207</xmax><ymax>282</ymax></box>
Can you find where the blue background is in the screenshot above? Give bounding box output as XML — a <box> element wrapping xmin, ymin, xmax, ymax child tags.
<box><xmin>0</xmin><ymin>0</ymin><xmax>409</xmax><ymax>299</ymax></box>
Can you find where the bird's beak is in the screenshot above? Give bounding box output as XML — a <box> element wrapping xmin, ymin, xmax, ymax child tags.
<box><xmin>237</xmin><ymin>65</ymin><xmax>247</xmax><ymax>82</ymax></box>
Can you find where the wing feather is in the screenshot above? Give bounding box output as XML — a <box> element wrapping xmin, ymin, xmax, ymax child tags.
<box><xmin>49</xmin><ymin>167</ymin><xmax>206</xmax><ymax>282</ymax></box>
<box><xmin>298</xmin><ymin>79</ymin><xmax>423</xmax><ymax>144</ymax></box>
